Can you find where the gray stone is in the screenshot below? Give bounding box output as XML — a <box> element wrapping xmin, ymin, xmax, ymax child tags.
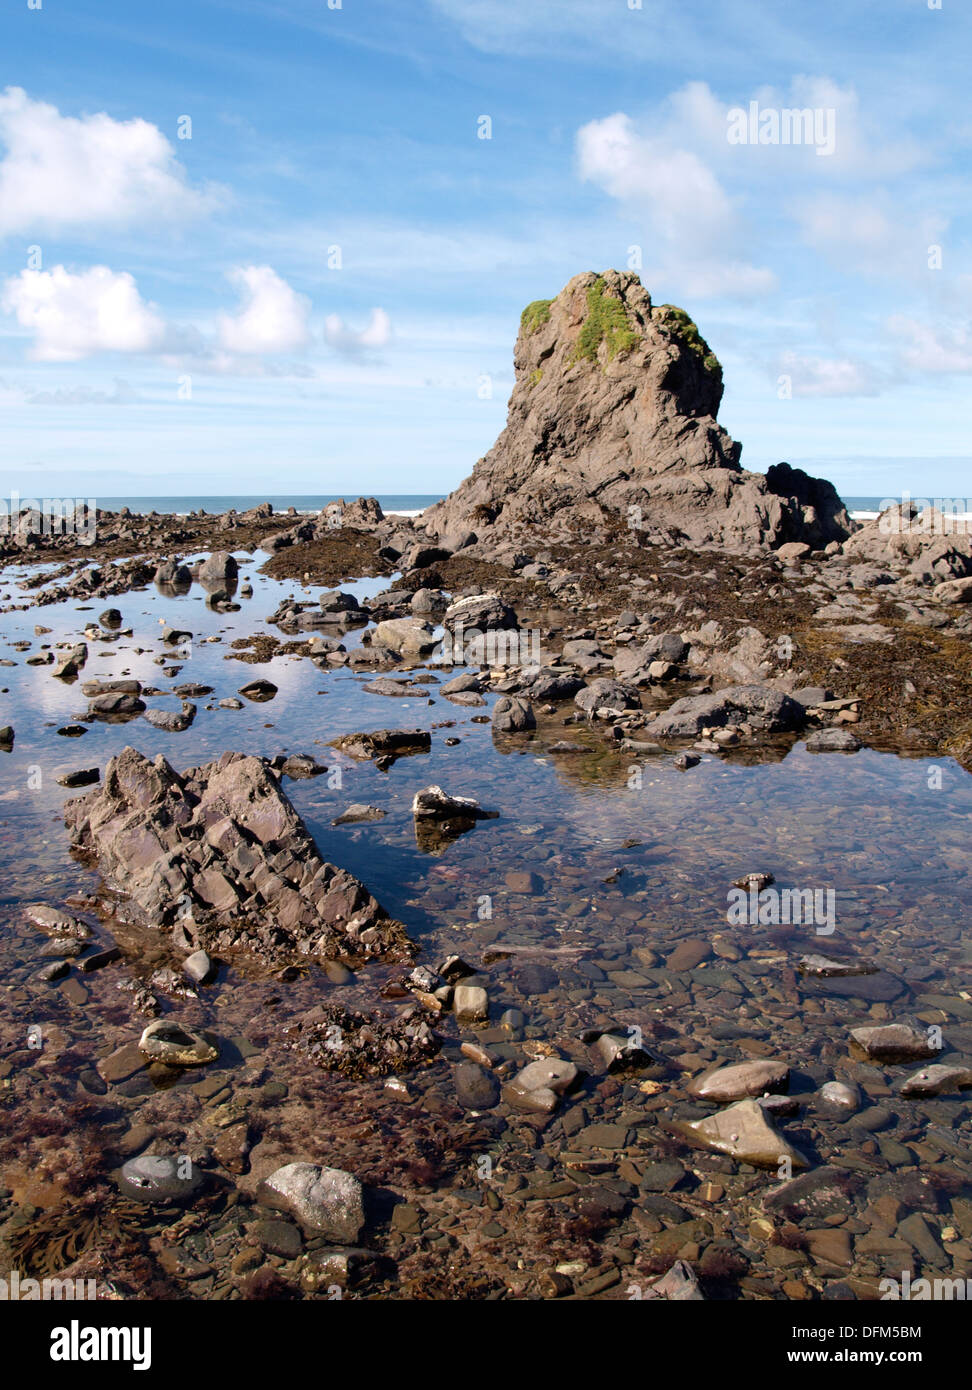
<box><xmin>259</xmin><ymin>1162</ymin><xmax>365</xmax><ymax>1242</ymax></box>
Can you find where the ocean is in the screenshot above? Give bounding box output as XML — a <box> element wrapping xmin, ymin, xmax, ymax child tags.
<box><xmin>84</xmin><ymin>493</ymin><xmax>964</xmax><ymax>521</ymax></box>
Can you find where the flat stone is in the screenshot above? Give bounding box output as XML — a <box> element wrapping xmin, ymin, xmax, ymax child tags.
<box><xmin>117</xmin><ymin>1153</ymin><xmax>203</xmax><ymax>1205</ymax></box>
<box><xmin>850</xmin><ymin>1023</ymin><xmax>938</xmax><ymax>1063</ymax></box>
<box><xmin>899</xmin><ymin>1063</ymin><xmax>972</xmax><ymax>1097</ymax></box>
<box><xmin>688</xmin><ymin>1058</ymin><xmax>789</xmax><ymax>1101</ymax></box>
<box><xmin>678</xmin><ymin>1097</ymin><xmax>808</xmax><ymax>1170</ymax></box>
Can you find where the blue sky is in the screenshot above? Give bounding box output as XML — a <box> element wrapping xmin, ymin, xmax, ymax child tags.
<box><xmin>1</xmin><ymin>0</ymin><xmax>970</xmax><ymax>499</ymax></box>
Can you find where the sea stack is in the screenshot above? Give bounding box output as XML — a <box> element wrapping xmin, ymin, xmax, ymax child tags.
<box><xmin>425</xmin><ymin>269</ymin><xmax>852</xmax><ymax>552</ymax></box>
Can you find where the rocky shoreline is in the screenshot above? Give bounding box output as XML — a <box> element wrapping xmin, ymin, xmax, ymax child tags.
<box><xmin>2</xmin><ymin>271</ymin><xmax>971</xmax><ymax>1302</ymax></box>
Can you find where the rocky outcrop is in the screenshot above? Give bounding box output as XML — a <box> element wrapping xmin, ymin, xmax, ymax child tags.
<box><xmin>63</xmin><ymin>746</ymin><xmax>413</xmax><ymax>967</ymax></box>
<box><xmin>424</xmin><ymin>270</ymin><xmax>851</xmax><ymax>552</ymax></box>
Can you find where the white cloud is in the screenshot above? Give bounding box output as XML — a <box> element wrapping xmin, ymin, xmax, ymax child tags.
<box><xmin>791</xmin><ymin>192</ymin><xmax>946</xmax><ymax>278</ymax></box>
<box><xmin>26</xmin><ymin>378</ymin><xmax>139</xmax><ymax>405</ymax></box>
<box><xmin>217</xmin><ymin>265</ymin><xmax>311</xmax><ymax>355</ymax></box>
<box><xmin>0</xmin><ymin>87</ymin><xmax>216</xmax><ymax>237</ymax></box>
<box><xmin>1</xmin><ymin>265</ymin><xmax>166</xmax><ymax>362</ymax></box>
<box><xmin>887</xmin><ymin>316</ymin><xmax>972</xmax><ymax>374</ymax></box>
<box><xmin>779</xmin><ymin>350</ymin><xmax>879</xmax><ymax>396</ymax></box>
<box><xmin>576</xmin><ymin>109</ymin><xmax>775</xmax><ymax>299</ymax></box>
<box><xmin>324</xmin><ymin>307</ymin><xmax>392</xmax><ymax>354</ymax></box>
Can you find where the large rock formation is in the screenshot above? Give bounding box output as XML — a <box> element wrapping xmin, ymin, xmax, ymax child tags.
<box><xmin>424</xmin><ymin>270</ymin><xmax>852</xmax><ymax>551</ymax></box>
<box><xmin>64</xmin><ymin>747</ymin><xmax>413</xmax><ymax>967</ymax></box>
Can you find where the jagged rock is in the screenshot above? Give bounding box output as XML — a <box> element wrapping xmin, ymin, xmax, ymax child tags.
<box><xmin>63</xmin><ymin>746</ymin><xmax>414</xmax><ymax>966</ymax></box>
<box><xmin>411</xmin><ymin>785</ymin><xmax>492</xmax><ymax>820</ymax></box>
<box><xmin>443</xmin><ymin>592</ymin><xmax>517</xmax><ymax>632</ymax></box>
<box><xmin>575</xmin><ymin>677</ymin><xmax>641</xmax><ymax>718</ymax></box>
<box><xmin>238</xmin><ymin>678</ymin><xmax>277</xmax><ymax>702</ymax></box>
<box><xmin>842</xmin><ymin>503</ymin><xmax>972</xmax><ymax>581</ymax></box>
<box><xmin>25</xmin><ymin>903</ymin><xmax>92</xmax><ymax>939</ymax></box>
<box><xmin>492</xmin><ymin>695</ymin><xmax>536</xmax><ymax>732</ymax></box>
<box><xmin>282</xmin><ymin>1002</ymin><xmax>440</xmax><ymax>1077</ymax></box>
<box><xmin>259</xmin><ymin>1162</ymin><xmax>365</xmax><ymax>1242</ymax></box>
<box><xmin>644</xmin><ymin>1260</ymin><xmax>705</xmax><ymax>1301</ymax></box>
<box><xmin>154</xmin><ymin>559</ymin><xmax>191</xmax><ymax>586</ymax></box>
<box><xmin>198</xmin><ymin>550</ymin><xmax>239</xmax><ymax>583</ymax></box>
<box><xmin>143</xmin><ymin>701</ymin><xmax>196</xmax><ymax>732</ymax></box>
<box><xmin>424</xmin><ymin>270</ymin><xmax>851</xmax><ymax>551</ymax></box>
<box><xmin>643</xmin><ymin>684</ymin><xmax>804</xmax><ymax>739</ymax></box>
<box><xmin>330</xmin><ymin>728</ymin><xmax>431</xmax><ymax>761</ymax></box>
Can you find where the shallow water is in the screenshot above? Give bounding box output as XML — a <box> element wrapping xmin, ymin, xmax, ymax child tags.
<box><xmin>2</xmin><ymin>549</ymin><xmax>971</xmax><ymax>1299</ymax></box>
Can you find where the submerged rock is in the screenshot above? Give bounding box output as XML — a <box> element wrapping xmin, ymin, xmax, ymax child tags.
<box><xmin>849</xmin><ymin>1022</ymin><xmax>939</xmax><ymax>1063</ymax></box>
<box><xmin>259</xmin><ymin>1162</ymin><xmax>365</xmax><ymax>1243</ymax></box>
<box><xmin>676</xmin><ymin>1097</ymin><xmax>808</xmax><ymax>1169</ymax></box>
<box><xmin>688</xmin><ymin>1059</ymin><xmax>790</xmax><ymax>1102</ymax></box>
<box><xmin>138</xmin><ymin>1019</ymin><xmax>218</xmax><ymax>1066</ymax></box>
<box><xmin>118</xmin><ymin>1154</ymin><xmax>204</xmax><ymax>1205</ymax></box>
<box><xmin>899</xmin><ymin>1063</ymin><xmax>972</xmax><ymax>1097</ymax></box>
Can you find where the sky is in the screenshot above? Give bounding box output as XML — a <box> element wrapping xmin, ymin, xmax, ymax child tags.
<box><xmin>1</xmin><ymin>0</ymin><xmax>970</xmax><ymax>500</ymax></box>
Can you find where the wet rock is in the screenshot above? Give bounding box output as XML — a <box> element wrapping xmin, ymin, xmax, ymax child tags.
<box><xmin>412</xmin><ymin>785</ymin><xmax>493</xmax><ymax>821</ymax></box>
<box><xmin>332</xmin><ymin>803</ymin><xmax>386</xmax><ymax>825</ymax></box>
<box><xmin>644</xmin><ymin>1260</ymin><xmax>704</xmax><ymax>1300</ymax></box>
<box><xmin>282</xmin><ymin>1002</ymin><xmax>440</xmax><ymax>1077</ymax></box>
<box><xmin>56</xmin><ymin>767</ymin><xmax>100</xmax><ymax>788</ymax></box>
<box><xmin>88</xmin><ymin>691</ymin><xmax>146</xmax><ymax>717</ymax></box>
<box><xmin>677</xmin><ymin>1097</ymin><xmax>807</xmax><ymax>1169</ymax></box>
<box><xmin>154</xmin><ymin>560</ymin><xmax>192</xmax><ymax>586</ymax></box>
<box><xmin>199</xmin><ymin>550</ymin><xmax>239</xmax><ymax>583</ymax></box>
<box><xmin>818</xmin><ymin>1081</ymin><xmax>861</xmax><ymax>1114</ymax></box>
<box><xmin>763</xmin><ymin>1166</ymin><xmax>860</xmax><ymax>1217</ymax></box>
<box><xmin>673</xmin><ymin>752</ymin><xmax>699</xmax><ymax>770</ymax></box>
<box><xmin>503</xmin><ymin>1057</ymin><xmax>578</xmax><ymax>1114</ymax></box>
<box><xmin>138</xmin><ymin>1020</ymin><xmax>218</xmax><ymax>1067</ymax></box>
<box><xmin>35</xmin><ymin>960</ymin><xmax>69</xmax><ymax>982</ymax></box>
<box><xmin>454</xmin><ymin>1062</ymin><xmax>500</xmax><ymax>1110</ymax></box>
<box><xmin>799</xmin><ymin>953</ymin><xmax>876</xmax><ymax>978</ymax></box>
<box><xmin>238</xmin><ymin>678</ymin><xmax>277</xmax><ymax>701</ymax></box>
<box><xmin>805</xmin><ymin>728</ymin><xmax>861</xmax><ymax>752</ymax></box>
<box><xmin>100</xmin><ymin>608</ymin><xmax>123</xmax><ymax>627</ymax></box>
<box><xmin>644</xmin><ymin>685</ymin><xmax>804</xmax><ymax>739</ymax></box>
<box><xmin>0</xmin><ymin>726</ymin><xmax>14</xmax><ymax>747</ymax></box>
<box><xmin>899</xmin><ymin>1063</ymin><xmax>972</xmax><ymax>1097</ymax></box>
<box><xmin>330</xmin><ymin>728</ymin><xmax>431</xmax><ymax>761</ymax></box>
<box><xmin>64</xmin><ymin>747</ymin><xmax>413</xmax><ymax>966</ymax></box>
<box><xmin>454</xmin><ymin>984</ymin><xmax>489</xmax><ymax>1023</ymax></box>
<box><xmin>589</xmin><ymin>1030</ymin><xmax>655</xmax><ymax>1073</ymax></box>
<box><xmin>118</xmin><ymin>1153</ymin><xmax>204</xmax><ymax>1205</ymax></box>
<box><xmin>183</xmin><ymin>950</ymin><xmax>214</xmax><ymax>985</ymax></box>
<box><xmin>279</xmin><ymin>754</ymin><xmax>325</xmax><ymax>779</ymax></box>
<box><xmin>850</xmin><ymin>1022</ymin><xmax>939</xmax><ymax>1063</ymax></box>
<box><xmin>79</xmin><ymin>946</ymin><xmax>123</xmax><ymax>973</ymax></box>
<box><xmin>688</xmin><ymin>1059</ymin><xmax>790</xmax><ymax>1102</ymax></box>
<box><xmin>143</xmin><ymin>701</ymin><xmax>196</xmax><ymax>732</ymax></box>
<box><xmin>25</xmin><ymin>903</ymin><xmax>92</xmax><ymax>940</ymax></box>
<box><xmin>492</xmin><ymin>695</ymin><xmax>536</xmax><ymax>733</ymax></box>
<box><xmin>575</xmin><ymin>677</ymin><xmax>641</xmax><ymax>718</ymax></box>
<box><xmin>250</xmin><ymin>1218</ymin><xmax>302</xmax><ymax>1260</ymax></box>
<box><xmin>259</xmin><ymin>1162</ymin><xmax>365</xmax><ymax>1243</ymax></box>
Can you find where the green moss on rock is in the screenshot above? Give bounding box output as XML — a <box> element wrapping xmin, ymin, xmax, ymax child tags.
<box><xmin>572</xmin><ymin>277</ymin><xmax>639</xmax><ymax>365</ymax></box>
<box><xmin>520</xmin><ymin>299</ymin><xmax>553</xmax><ymax>335</ymax></box>
<box><xmin>654</xmin><ymin>304</ymin><xmax>722</xmax><ymax>382</ymax></box>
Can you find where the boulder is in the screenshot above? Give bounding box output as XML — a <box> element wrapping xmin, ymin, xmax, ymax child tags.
<box><xmin>643</xmin><ymin>684</ymin><xmax>804</xmax><ymax>738</ymax></box>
